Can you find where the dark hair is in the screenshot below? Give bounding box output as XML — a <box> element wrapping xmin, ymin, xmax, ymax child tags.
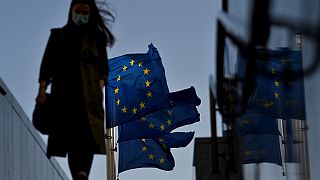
<box><xmin>66</xmin><ymin>0</ymin><xmax>115</xmax><ymax>46</ymax></box>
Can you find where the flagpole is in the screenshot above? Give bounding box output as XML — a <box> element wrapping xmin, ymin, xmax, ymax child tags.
<box><xmin>104</xmin><ymin>84</ymin><xmax>116</xmax><ymax>180</ymax></box>
<box><xmin>105</xmin><ymin>128</ymin><xmax>116</xmax><ymax>180</ymax></box>
<box><xmin>279</xmin><ymin>118</ymin><xmax>287</xmax><ymax>177</ymax></box>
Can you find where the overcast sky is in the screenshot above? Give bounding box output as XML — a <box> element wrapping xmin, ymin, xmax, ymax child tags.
<box><xmin>0</xmin><ymin>0</ymin><xmax>219</xmax><ymax>179</ymax></box>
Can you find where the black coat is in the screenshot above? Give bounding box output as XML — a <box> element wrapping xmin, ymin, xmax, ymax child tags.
<box><xmin>39</xmin><ymin>26</ymin><xmax>108</xmax><ymax>157</ymax></box>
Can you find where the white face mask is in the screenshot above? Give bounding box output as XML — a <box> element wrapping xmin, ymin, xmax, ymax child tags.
<box><xmin>72</xmin><ymin>13</ymin><xmax>89</xmax><ymax>25</ymax></box>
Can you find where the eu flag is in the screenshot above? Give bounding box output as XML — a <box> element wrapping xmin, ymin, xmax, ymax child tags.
<box><xmin>240</xmin><ymin>134</ymin><xmax>282</xmax><ymax>166</ymax></box>
<box><xmin>236</xmin><ymin>111</ymin><xmax>280</xmax><ymax>136</ymax></box>
<box><xmin>118</xmin><ymin>86</ymin><xmax>201</xmax><ymax>142</ymax></box>
<box><xmin>239</xmin><ymin>48</ymin><xmax>306</xmax><ymax>120</ymax></box>
<box><xmin>118</xmin><ymin>132</ymin><xmax>194</xmax><ymax>173</ymax></box>
<box><xmin>107</xmin><ymin>44</ymin><xmax>169</xmax><ymax>127</ymax></box>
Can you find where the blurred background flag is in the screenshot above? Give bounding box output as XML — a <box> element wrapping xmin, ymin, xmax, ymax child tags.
<box><xmin>106</xmin><ymin>44</ymin><xmax>169</xmax><ymax>128</ymax></box>
<box><xmin>118</xmin><ymin>86</ymin><xmax>201</xmax><ymax>142</ymax></box>
<box><xmin>238</xmin><ymin>48</ymin><xmax>306</xmax><ymax>120</ymax></box>
<box><xmin>240</xmin><ymin>134</ymin><xmax>282</xmax><ymax>166</ymax></box>
<box><xmin>118</xmin><ymin>132</ymin><xmax>194</xmax><ymax>173</ymax></box>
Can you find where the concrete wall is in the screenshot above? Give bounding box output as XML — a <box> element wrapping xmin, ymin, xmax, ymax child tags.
<box><xmin>0</xmin><ymin>77</ymin><xmax>69</xmax><ymax>180</ymax></box>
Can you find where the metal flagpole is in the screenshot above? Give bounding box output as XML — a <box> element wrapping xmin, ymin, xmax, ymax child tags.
<box><xmin>105</xmin><ymin>128</ymin><xmax>116</xmax><ymax>180</ymax></box>
<box><xmin>104</xmin><ymin>85</ymin><xmax>116</xmax><ymax>180</ymax></box>
<box><xmin>279</xmin><ymin>118</ymin><xmax>287</xmax><ymax>177</ymax></box>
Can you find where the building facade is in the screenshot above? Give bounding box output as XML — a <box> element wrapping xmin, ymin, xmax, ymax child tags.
<box><xmin>0</xmin><ymin>77</ymin><xmax>69</xmax><ymax>180</ymax></box>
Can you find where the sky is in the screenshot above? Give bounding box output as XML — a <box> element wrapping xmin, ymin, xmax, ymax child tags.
<box><xmin>0</xmin><ymin>0</ymin><xmax>220</xmax><ymax>180</ymax></box>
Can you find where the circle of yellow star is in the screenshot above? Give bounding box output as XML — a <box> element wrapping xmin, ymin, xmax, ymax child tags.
<box><xmin>148</xmin><ymin>123</ymin><xmax>155</xmax><ymax>129</ymax></box>
<box><xmin>140</xmin><ymin>117</ymin><xmax>147</xmax><ymax>122</ymax></box>
<box><xmin>130</xmin><ymin>59</ymin><xmax>135</xmax><ymax>66</ymax></box>
<box><xmin>122</xmin><ymin>106</ymin><xmax>127</xmax><ymax>113</ymax></box>
<box><xmin>159</xmin><ymin>158</ymin><xmax>165</xmax><ymax>164</ymax></box>
<box><xmin>274</xmin><ymin>93</ymin><xmax>279</xmax><ymax>98</ymax></box>
<box><xmin>147</xmin><ymin>91</ymin><xmax>152</xmax><ymax>97</ymax></box>
<box><xmin>274</xmin><ymin>80</ymin><xmax>280</xmax><ymax>87</ymax></box>
<box><xmin>139</xmin><ymin>101</ymin><xmax>145</xmax><ymax>109</ymax></box>
<box><xmin>117</xmin><ymin>75</ymin><xmax>121</xmax><ymax>82</ymax></box>
<box><xmin>143</xmin><ymin>68</ymin><xmax>150</xmax><ymax>75</ymax></box>
<box><xmin>160</xmin><ymin>124</ymin><xmax>165</xmax><ymax>131</ymax></box>
<box><xmin>167</xmin><ymin>119</ymin><xmax>172</xmax><ymax>126</ymax></box>
<box><xmin>148</xmin><ymin>154</ymin><xmax>155</xmax><ymax>160</ymax></box>
<box><xmin>138</xmin><ymin>61</ymin><xmax>143</xmax><ymax>67</ymax></box>
<box><xmin>167</xmin><ymin>110</ymin><xmax>173</xmax><ymax>116</ymax></box>
<box><xmin>132</xmin><ymin>107</ymin><xmax>137</xmax><ymax>114</ymax></box>
<box><xmin>145</xmin><ymin>80</ymin><xmax>151</xmax><ymax>87</ymax></box>
<box><xmin>116</xmin><ymin>98</ymin><xmax>121</xmax><ymax>106</ymax></box>
<box><xmin>142</xmin><ymin>146</ymin><xmax>148</xmax><ymax>152</ymax></box>
<box><xmin>114</xmin><ymin>87</ymin><xmax>119</xmax><ymax>94</ymax></box>
<box><xmin>122</xmin><ymin>65</ymin><xmax>128</xmax><ymax>72</ymax></box>
<box><xmin>263</xmin><ymin>101</ymin><xmax>274</xmax><ymax>108</ymax></box>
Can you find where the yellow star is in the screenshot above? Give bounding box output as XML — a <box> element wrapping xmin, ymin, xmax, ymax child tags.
<box><xmin>140</xmin><ymin>117</ymin><xmax>147</xmax><ymax>122</ymax></box>
<box><xmin>145</xmin><ymin>80</ymin><xmax>151</xmax><ymax>87</ymax></box>
<box><xmin>130</xmin><ymin>59</ymin><xmax>135</xmax><ymax>66</ymax></box>
<box><xmin>148</xmin><ymin>154</ymin><xmax>155</xmax><ymax>160</ymax></box>
<box><xmin>122</xmin><ymin>106</ymin><xmax>127</xmax><ymax>113</ymax></box>
<box><xmin>122</xmin><ymin>65</ymin><xmax>128</xmax><ymax>72</ymax></box>
<box><xmin>114</xmin><ymin>87</ymin><xmax>119</xmax><ymax>94</ymax></box>
<box><xmin>281</xmin><ymin>59</ymin><xmax>291</xmax><ymax>64</ymax></box>
<box><xmin>274</xmin><ymin>93</ymin><xmax>279</xmax><ymax>98</ymax></box>
<box><xmin>116</xmin><ymin>98</ymin><xmax>121</xmax><ymax>106</ymax></box>
<box><xmin>244</xmin><ymin>151</ymin><xmax>253</xmax><ymax>156</ymax></box>
<box><xmin>167</xmin><ymin>119</ymin><xmax>172</xmax><ymax>126</ymax></box>
<box><xmin>242</xmin><ymin>119</ymin><xmax>253</xmax><ymax>125</ymax></box>
<box><xmin>138</xmin><ymin>61</ymin><xmax>143</xmax><ymax>67</ymax></box>
<box><xmin>117</xmin><ymin>75</ymin><xmax>121</xmax><ymax>82</ymax></box>
<box><xmin>162</xmin><ymin>144</ymin><xmax>168</xmax><ymax>150</ymax></box>
<box><xmin>142</xmin><ymin>146</ymin><xmax>148</xmax><ymax>152</ymax></box>
<box><xmin>141</xmin><ymin>139</ymin><xmax>146</xmax><ymax>142</ymax></box>
<box><xmin>132</xmin><ymin>107</ymin><xmax>137</xmax><ymax>114</ymax></box>
<box><xmin>148</xmin><ymin>123</ymin><xmax>155</xmax><ymax>129</ymax></box>
<box><xmin>274</xmin><ymin>80</ymin><xmax>280</xmax><ymax>87</ymax></box>
<box><xmin>271</xmin><ymin>68</ymin><xmax>276</xmax><ymax>74</ymax></box>
<box><xmin>139</xmin><ymin>101</ymin><xmax>145</xmax><ymax>109</ymax></box>
<box><xmin>263</xmin><ymin>101</ymin><xmax>274</xmax><ymax>108</ymax></box>
<box><xmin>143</xmin><ymin>68</ymin><xmax>150</xmax><ymax>75</ymax></box>
<box><xmin>159</xmin><ymin>139</ymin><xmax>165</xmax><ymax>143</ymax></box>
<box><xmin>159</xmin><ymin>158</ymin><xmax>165</xmax><ymax>164</ymax></box>
<box><xmin>147</xmin><ymin>91</ymin><xmax>152</xmax><ymax>97</ymax></box>
<box><xmin>167</xmin><ymin>110</ymin><xmax>173</xmax><ymax>116</ymax></box>
<box><xmin>160</xmin><ymin>124</ymin><xmax>165</xmax><ymax>131</ymax></box>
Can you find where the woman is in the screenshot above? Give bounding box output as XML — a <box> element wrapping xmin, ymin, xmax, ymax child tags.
<box><xmin>36</xmin><ymin>0</ymin><xmax>114</xmax><ymax>179</ymax></box>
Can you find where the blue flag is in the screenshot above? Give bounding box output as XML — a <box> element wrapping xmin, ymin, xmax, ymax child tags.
<box><xmin>118</xmin><ymin>132</ymin><xmax>194</xmax><ymax>173</ymax></box>
<box><xmin>107</xmin><ymin>44</ymin><xmax>169</xmax><ymax>127</ymax></box>
<box><xmin>236</xmin><ymin>111</ymin><xmax>280</xmax><ymax>136</ymax></box>
<box><xmin>238</xmin><ymin>48</ymin><xmax>306</xmax><ymax>120</ymax></box>
<box><xmin>118</xmin><ymin>86</ymin><xmax>201</xmax><ymax>142</ymax></box>
<box><xmin>240</xmin><ymin>134</ymin><xmax>282</xmax><ymax>166</ymax></box>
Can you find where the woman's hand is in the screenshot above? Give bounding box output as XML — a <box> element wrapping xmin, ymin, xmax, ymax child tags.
<box><xmin>36</xmin><ymin>81</ymin><xmax>47</xmax><ymax>104</ymax></box>
<box><xmin>36</xmin><ymin>91</ymin><xmax>47</xmax><ymax>104</ymax></box>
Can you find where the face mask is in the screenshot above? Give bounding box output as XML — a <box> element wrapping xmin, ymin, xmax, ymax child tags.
<box><xmin>72</xmin><ymin>13</ymin><xmax>89</xmax><ymax>25</ymax></box>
